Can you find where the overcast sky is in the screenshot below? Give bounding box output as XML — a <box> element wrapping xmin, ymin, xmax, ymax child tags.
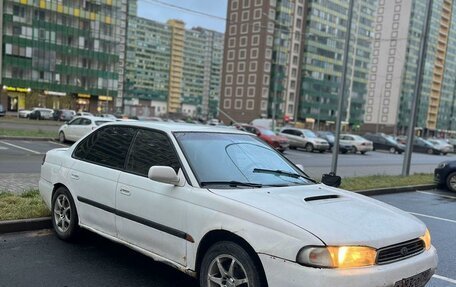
<box><xmin>137</xmin><ymin>0</ymin><xmax>228</xmax><ymax>33</ymax></box>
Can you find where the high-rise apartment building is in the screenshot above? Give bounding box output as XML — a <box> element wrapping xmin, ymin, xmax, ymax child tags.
<box><xmin>220</xmin><ymin>0</ymin><xmax>376</xmax><ymax>125</ymax></box>
<box><xmin>365</xmin><ymin>0</ymin><xmax>456</xmax><ymax>135</ymax></box>
<box><xmin>125</xmin><ymin>16</ymin><xmax>223</xmax><ymax>119</ymax></box>
<box><xmin>220</xmin><ymin>0</ymin><xmax>306</xmax><ymax>123</ymax></box>
<box><xmin>0</xmin><ymin>0</ymin><xmax>128</xmax><ymax>113</ymax></box>
<box><xmin>300</xmin><ymin>0</ymin><xmax>377</xmax><ymax>128</ymax></box>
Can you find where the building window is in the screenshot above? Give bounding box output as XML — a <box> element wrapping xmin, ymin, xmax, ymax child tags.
<box><xmin>263</xmin><ymin>75</ymin><xmax>269</xmax><ymax>85</ymax></box>
<box><xmin>264</xmin><ymin>62</ymin><xmax>271</xmax><ymax>72</ymax></box>
<box><xmin>253</xmin><ymin>21</ymin><xmax>261</xmax><ymax>32</ymax></box>
<box><xmin>250</xmin><ymin>61</ymin><xmax>258</xmax><ymax>71</ymax></box>
<box><xmin>243</xmin><ymin>0</ymin><xmax>250</xmax><ymax>8</ymax></box>
<box><xmin>231</xmin><ymin>0</ymin><xmax>239</xmax><ymax>10</ymax></box>
<box><xmin>230</xmin><ymin>12</ymin><xmax>238</xmax><ymax>22</ymax></box>
<box><xmin>265</xmin><ymin>49</ymin><xmax>272</xmax><ymax>59</ymax></box>
<box><xmin>289</xmin><ymin>92</ymin><xmax>295</xmax><ymax>102</ymax></box>
<box><xmin>249</xmin><ymin>74</ymin><xmax>256</xmax><ymax>84</ymax></box>
<box><xmin>255</xmin><ymin>0</ymin><xmax>263</xmax><ymax>6</ymax></box>
<box><xmin>297</xmin><ymin>6</ymin><xmax>303</xmax><ymax>15</ymax></box>
<box><xmin>252</xmin><ymin>35</ymin><xmax>260</xmax><ymax>46</ymax></box>
<box><xmin>224</xmin><ymin>99</ymin><xmax>232</xmax><ymax>109</ymax></box>
<box><xmin>237</xmin><ymin>75</ymin><xmax>245</xmax><ymax>85</ymax></box>
<box><xmin>250</xmin><ymin>48</ymin><xmax>258</xmax><ymax>59</ymax></box>
<box><xmin>229</xmin><ymin>25</ymin><xmax>237</xmax><ymax>35</ymax></box>
<box><xmin>229</xmin><ymin>37</ymin><xmax>236</xmax><ymax>48</ymax></box>
<box><xmin>262</xmin><ymin>88</ymin><xmax>269</xmax><ymax>98</ymax></box>
<box><xmin>241</xmin><ymin>23</ymin><xmax>249</xmax><ymax>34</ymax></box>
<box><xmin>261</xmin><ymin>100</ymin><xmax>268</xmax><ymax>110</ymax></box>
<box><xmin>254</xmin><ymin>8</ymin><xmax>262</xmax><ymax>20</ymax></box>
<box><xmin>225</xmin><ymin>87</ymin><xmax>232</xmax><ymax>97</ymax></box>
<box><xmin>290</xmin><ymin>80</ymin><xmax>296</xmax><ymax>89</ymax></box>
<box><xmin>238</xmin><ymin>62</ymin><xmax>246</xmax><ymax>72</ymax></box>
<box><xmin>228</xmin><ymin>50</ymin><xmax>235</xmax><ymax>60</ymax></box>
<box><xmin>247</xmin><ymin>100</ymin><xmax>255</xmax><ymax>110</ymax></box>
<box><xmin>239</xmin><ymin>49</ymin><xmax>247</xmax><ymax>59</ymax></box>
<box><xmin>242</xmin><ymin>11</ymin><xmax>249</xmax><ymax>21</ymax></box>
<box><xmin>226</xmin><ymin>75</ymin><xmax>233</xmax><ymax>84</ymax></box>
<box><xmin>236</xmin><ymin>87</ymin><xmax>243</xmax><ymax>97</ymax></box>
<box><xmin>248</xmin><ymin>87</ymin><xmax>255</xmax><ymax>97</ymax></box>
<box><xmin>235</xmin><ymin>99</ymin><xmax>243</xmax><ymax>110</ymax></box>
<box><xmin>240</xmin><ymin>36</ymin><xmax>247</xmax><ymax>47</ymax></box>
<box><xmin>266</xmin><ymin>35</ymin><xmax>273</xmax><ymax>46</ymax></box>
<box><xmin>227</xmin><ymin>62</ymin><xmax>234</xmax><ymax>72</ymax></box>
<box><xmin>291</xmin><ymin>68</ymin><xmax>297</xmax><ymax>77</ymax></box>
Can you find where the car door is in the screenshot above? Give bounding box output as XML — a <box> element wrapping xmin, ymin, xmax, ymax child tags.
<box><xmin>64</xmin><ymin>118</ymin><xmax>83</xmax><ymax>141</ymax></box>
<box><xmin>116</xmin><ymin>128</ymin><xmax>188</xmax><ymax>265</ymax></box>
<box><xmin>70</xmin><ymin>125</ymin><xmax>136</xmax><ymax>236</ymax></box>
<box><xmin>77</xmin><ymin>117</ymin><xmax>93</xmax><ymax>139</ymax></box>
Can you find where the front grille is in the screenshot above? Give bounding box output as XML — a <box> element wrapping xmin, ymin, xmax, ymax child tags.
<box><xmin>377</xmin><ymin>238</ymin><xmax>425</xmax><ymax>265</ymax></box>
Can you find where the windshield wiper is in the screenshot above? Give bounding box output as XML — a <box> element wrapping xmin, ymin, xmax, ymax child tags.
<box><xmin>200</xmin><ymin>181</ymin><xmax>263</xmax><ymax>188</ymax></box>
<box><xmin>253</xmin><ymin>168</ymin><xmax>316</xmax><ymax>183</ymax></box>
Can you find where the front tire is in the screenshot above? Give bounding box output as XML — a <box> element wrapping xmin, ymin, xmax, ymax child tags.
<box><xmin>59</xmin><ymin>132</ymin><xmax>66</xmax><ymax>143</ymax></box>
<box><xmin>51</xmin><ymin>187</ymin><xmax>79</xmax><ymax>241</ymax></box>
<box><xmin>305</xmin><ymin>143</ymin><xmax>314</xmax><ymax>153</ymax></box>
<box><xmin>446</xmin><ymin>172</ymin><xmax>456</xmax><ymax>192</ymax></box>
<box><xmin>199</xmin><ymin>241</ymin><xmax>262</xmax><ymax>287</ymax></box>
<box><xmin>389</xmin><ymin>147</ymin><xmax>396</xmax><ymax>154</ymax></box>
<box><xmin>427</xmin><ymin>148</ymin><xmax>434</xmax><ymax>155</ymax></box>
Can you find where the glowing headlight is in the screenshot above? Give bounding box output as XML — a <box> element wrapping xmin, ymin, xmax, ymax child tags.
<box><xmin>420</xmin><ymin>228</ymin><xmax>431</xmax><ymax>250</ymax></box>
<box><xmin>297</xmin><ymin>246</ymin><xmax>377</xmax><ymax>268</ymax></box>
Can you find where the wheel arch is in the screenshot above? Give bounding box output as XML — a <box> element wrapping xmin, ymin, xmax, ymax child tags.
<box><xmin>195</xmin><ymin>229</ymin><xmax>268</xmax><ymax>286</ymax></box>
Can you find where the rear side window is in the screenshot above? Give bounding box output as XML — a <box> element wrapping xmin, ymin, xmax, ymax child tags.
<box><xmin>126</xmin><ymin>129</ymin><xmax>180</xmax><ymax>176</ymax></box>
<box><xmin>73</xmin><ymin>126</ymin><xmax>136</xmax><ymax>169</ymax></box>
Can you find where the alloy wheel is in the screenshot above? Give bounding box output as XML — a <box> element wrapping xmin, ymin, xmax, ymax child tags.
<box><xmin>207</xmin><ymin>254</ymin><xmax>249</xmax><ymax>287</ymax></box>
<box><xmin>53</xmin><ymin>194</ymin><xmax>71</xmax><ymax>233</ymax></box>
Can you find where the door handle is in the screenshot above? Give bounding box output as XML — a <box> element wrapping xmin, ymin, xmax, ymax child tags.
<box><xmin>70</xmin><ymin>173</ymin><xmax>80</xmax><ymax>180</ymax></box>
<box><xmin>120</xmin><ymin>188</ymin><xmax>131</xmax><ymax>196</ymax></box>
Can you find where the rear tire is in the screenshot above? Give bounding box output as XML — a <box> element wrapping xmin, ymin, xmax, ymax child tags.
<box><xmin>427</xmin><ymin>148</ymin><xmax>434</xmax><ymax>155</ymax></box>
<box><xmin>199</xmin><ymin>241</ymin><xmax>262</xmax><ymax>287</ymax></box>
<box><xmin>446</xmin><ymin>172</ymin><xmax>456</xmax><ymax>192</ymax></box>
<box><xmin>51</xmin><ymin>187</ymin><xmax>79</xmax><ymax>241</ymax></box>
<box><xmin>389</xmin><ymin>147</ymin><xmax>396</xmax><ymax>154</ymax></box>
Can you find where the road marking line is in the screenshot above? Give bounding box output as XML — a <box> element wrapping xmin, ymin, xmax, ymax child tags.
<box><xmin>417</xmin><ymin>191</ymin><xmax>456</xmax><ymax>200</ymax></box>
<box><xmin>0</xmin><ymin>141</ymin><xmax>41</xmax><ymax>154</ymax></box>
<box><xmin>409</xmin><ymin>212</ymin><xmax>456</xmax><ymax>224</ymax></box>
<box><xmin>433</xmin><ymin>274</ymin><xmax>456</xmax><ymax>285</ymax></box>
<box><xmin>48</xmin><ymin>141</ymin><xmax>68</xmax><ymax>147</ymax></box>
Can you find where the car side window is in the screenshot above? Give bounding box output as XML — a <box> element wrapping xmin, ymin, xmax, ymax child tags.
<box><xmin>295</xmin><ymin>130</ymin><xmax>303</xmax><ymax>136</ymax></box>
<box><xmin>126</xmin><ymin>129</ymin><xmax>180</xmax><ymax>176</ymax></box>
<box><xmin>69</xmin><ymin>118</ymin><xmax>82</xmax><ymax>125</ymax></box>
<box><xmin>281</xmin><ymin>129</ymin><xmax>291</xmax><ymax>135</ymax></box>
<box><xmin>81</xmin><ymin>118</ymin><xmax>92</xmax><ymax>125</ymax></box>
<box><xmin>73</xmin><ymin>126</ymin><xmax>136</xmax><ymax>169</ymax></box>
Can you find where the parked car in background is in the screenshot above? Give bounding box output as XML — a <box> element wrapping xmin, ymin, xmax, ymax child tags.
<box><xmin>413</xmin><ymin>137</ymin><xmax>444</xmax><ymax>155</ymax></box>
<box><xmin>340</xmin><ymin>134</ymin><xmax>373</xmax><ymax>154</ymax></box>
<box><xmin>363</xmin><ymin>133</ymin><xmax>405</xmax><ymax>154</ymax></box>
<box><xmin>239</xmin><ymin>124</ymin><xmax>289</xmax><ymax>152</ymax></box>
<box><xmin>447</xmin><ymin>138</ymin><xmax>456</xmax><ymax>150</ymax></box>
<box><xmin>96</xmin><ymin>114</ymin><xmax>117</xmax><ymax>120</ymax></box>
<box><xmin>58</xmin><ymin>116</ymin><xmax>114</xmax><ymax>143</ymax></box>
<box><xmin>40</xmin><ymin>121</ymin><xmax>437</xmax><ymax>287</ymax></box>
<box><xmin>316</xmin><ymin>131</ymin><xmax>354</xmax><ymax>154</ymax></box>
<box><xmin>76</xmin><ymin>112</ymin><xmax>94</xmax><ymax>117</ymax></box>
<box><xmin>396</xmin><ymin>135</ymin><xmax>407</xmax><ymax>145</ymax></box>
<box><xmin>54</xmin><ymin>109</ymin><xmax>76</xmax><ymax>121</ymax></box>
<box><xmin>0</xmin><ymin>104</ymin><xmax>5</xmax><ymax>117</ymax></box>
<box><xmin>18</xmin><ymin>109</ymin><xmax>32</xmax><ymax>118</ymax></box>
<box><xmin>28</xmin><ymin>108</ymin><xmax>54</xmax><ymax>120</ymax></box>
<box><xmin>279</xmin><ymin>127</ymin><xmax>329</xmax><ymax>152</ymax></box>
<box><xmin>435</xmin><ymin>160</ymin><xmax>456</xmax><ymax>192</ymax></box>
<box><xmin>428</xmin><ymin>139</ymin><xmax>454</xmax><ymax>154</ymax></box>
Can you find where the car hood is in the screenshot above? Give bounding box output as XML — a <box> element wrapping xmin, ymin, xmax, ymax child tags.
<box><xmin>210</xmin><ymin>184</ymin><xmax>425</xmax><ymax>248</ymax></box>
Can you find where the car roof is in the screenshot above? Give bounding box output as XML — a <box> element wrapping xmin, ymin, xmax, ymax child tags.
<box><xmin>73</xmin><ymin>116</ymin><xmax>115</xmax><ymax>121</ymax></box>
<box><xmin>106</xmin><ymin>121</ymin><xmax>249</xmax><ymax>134</ymax></box>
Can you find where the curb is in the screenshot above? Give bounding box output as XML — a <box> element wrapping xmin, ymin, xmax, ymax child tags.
<box><xmin>355</xmin><ymin>184</ymin><xmax>436</xmax><ymax>196</ymax></box>
<box><xmin>0</xmin><ymin>217</ymin><xmax>52</xmax><ymax>234</ymax></box>
<box><xmin>0</xmin><ymin>136</ymin><xmax>57</xmax><ymax>141</ymax></box>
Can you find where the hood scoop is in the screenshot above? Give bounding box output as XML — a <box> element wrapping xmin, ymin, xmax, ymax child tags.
<box><xmin>304</xmin><ymin>194</ymin><xmax>340</xmax><ymax>202</ymax></box>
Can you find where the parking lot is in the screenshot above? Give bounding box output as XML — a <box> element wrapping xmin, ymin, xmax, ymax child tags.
<box><xmin>0</xmin><ymin>189</ymin><xmax>454</xmax><ymax>287</ymax></box>
<box><xmin>0</xmin><ymin>139</ymin><xmax>452</xmax><ymax>181</ymax></box>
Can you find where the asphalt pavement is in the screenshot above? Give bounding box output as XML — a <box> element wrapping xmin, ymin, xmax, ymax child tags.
<box><xmin>0</xmin><ymin>189</ymin><xmax>455</xmax><ymax>286</ymax></box>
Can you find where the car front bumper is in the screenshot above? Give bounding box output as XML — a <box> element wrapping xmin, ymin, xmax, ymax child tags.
<box><xmin>434</xmin><ymin>167</ymin><xmax>448</xmax><ymax>185</ymax></box>
<box><xmin>259</xmin><ymin>246</ymin><xmax>437</xmax><ymax>287</ymax></box>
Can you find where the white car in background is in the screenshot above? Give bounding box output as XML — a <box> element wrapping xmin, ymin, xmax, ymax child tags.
<box><xmin>279</xmin><ymin>127</ymin><xmax>329</xmax><ymax>152</ymax></box>
<box><xmin>340</xmin><ymin>134</ymin><xmax>374</xmax><ymax>154</ymax></box>
<box><xmin>76</xmin><ymin>112</ymin><xmax>94</xmax><ymax>117</ymax></box>
<box><xmin>58</xmin><ymin>116</ymin><xmax>114</xmax><ymax>143</ymax></box>
<box><xmin>40</xmin><ymin>122</ymin><xmax>437</xmax><ymax>287</ymax></box>
<box><xmin>18</xmin><ymin>109</ymin><xmax>33</xmax><ymax>118</ymax></box>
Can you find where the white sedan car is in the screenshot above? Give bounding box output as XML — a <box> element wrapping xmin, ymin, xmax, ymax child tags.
<box><xmin>58</xmin><ymin>116</ymin><xmax>114</xmax><ymax>143</ymax></box>
<box><xmin>340</xmin><ymin>134</ymin><xmax>374</xmax><ymax>154</ymax></box>
<box><xmin>40</xmin><ymin>122</ymin><xmax>437</xmax><ymax>287</ymax></box>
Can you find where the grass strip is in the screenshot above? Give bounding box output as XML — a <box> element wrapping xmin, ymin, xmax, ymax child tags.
<box><xmin>0</xmin><ymin>190</ymin><xmax>50</xmax><ymax>221</ymax></box>
<box><xmin>0</xmin><ymin>128</ymin><xmax>56</xmax><ymax>138</ymax></box>
<box><xmin>341</xmin><ymin>173</ymin><xmax>434</xmax><ymax>191</ymax></box>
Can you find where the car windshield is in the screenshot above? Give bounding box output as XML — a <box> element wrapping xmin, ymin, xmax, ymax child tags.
<box><xmin>303</xmin><ymin>130</ymin><xmax>317</xmax><ymax>138</ymax></box>
<box><xmin>175</xmin><ymin>132</ymin><xmax>313</xmax><ymax>188</ymax></box>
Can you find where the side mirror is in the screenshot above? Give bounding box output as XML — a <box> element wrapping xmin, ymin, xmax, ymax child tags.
<box><xmin>321</xmin><ymin>172</ymin><xmax>342</xmax><ymax>187</ymax></box>
<box><xmin>148</xmin><ymin>166</ymin><xmax>180</xmax><ymax>186</ymax></box>
<box><xmin>296</xmin><ymin>164</ymin><xmax>304</xmax><ymax>171</ymax></box>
